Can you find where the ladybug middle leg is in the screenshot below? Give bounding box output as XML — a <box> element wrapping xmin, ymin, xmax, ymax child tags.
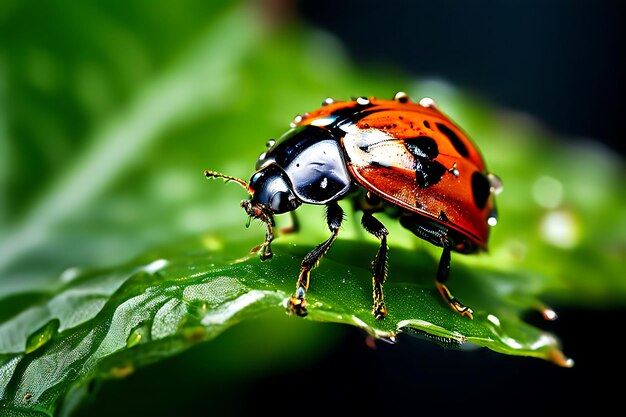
<box><xmin>288</xmin><ymin>201</ymin><xmax>344</xmax><ymax>316</ymax></box>
<box><xmin>435</xmin><ymin>243</ymin><xmax>473</xmax><ymax>319</ymax></box>
<box><xmin>361</xmin><ymin>212</ymin><xmax>389</xmax><ymax>319</ymax></box>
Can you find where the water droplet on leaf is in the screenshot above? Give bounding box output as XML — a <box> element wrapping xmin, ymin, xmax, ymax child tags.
<box><xmin>126</xmin><ymin>322</ymin><xmax>150</xmax><ymax>348</ymax></box>
<box><xmin>25</xmin><ymin>319</ymin><xmax>59</xmax><ymax>354</ymax></box>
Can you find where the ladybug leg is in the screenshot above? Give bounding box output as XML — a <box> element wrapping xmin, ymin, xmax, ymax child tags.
<box><xmin>435</xmin><ymin>246</ymin><xmax>473</xmax><ymax>319</ymax></box>
<box><xmin>242</xmin><ymin>200</ymin><xmax>275</xmax><ymax>260</ymax></box>
<box><xmin>259</xmin><ymin>215</ymin><xmax>274</xmax><ymax>260</ymax></box>
<box><xmin>288</xmin><ymin>201</ymin><xmax>343</xmax><ymax>317</ymax></box>
<box><xmin>248</xmin><ymin>211</ymin><xmax>274</xmax><ymax>260</ymax></box>
<box><xmin>361</xmin><ymin>212</ymin><xmax>389</xmax><ymax>319</ymax></box>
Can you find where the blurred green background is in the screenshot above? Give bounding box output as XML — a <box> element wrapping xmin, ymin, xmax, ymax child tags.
<box><xmin>1</xmin><ymin>0</ymin><xmax>624</xmax><ymax>415</ymax></box>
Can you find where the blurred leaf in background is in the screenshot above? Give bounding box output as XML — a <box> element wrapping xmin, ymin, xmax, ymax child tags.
<box><xmin>0</xmin><ymin>0</ymin><xmax>624</xmax><ymax>416</ymax></box>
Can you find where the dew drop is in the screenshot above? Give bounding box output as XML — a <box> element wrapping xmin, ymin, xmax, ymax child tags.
<box><xmin>419</xmin><ymin>97</ymin><xmax>438</xmax><ymax>108</ymax></box>
<box><xmin>126</xmin><ymin>332</ymin><xmax>140</xmax><ymax>348</ymax></box>
<box><xmin>394</xmin><ymin>91</ymin><xmax>410</xmax><ymax>102</ymax></box>
<box><xmin>488</xmin><ymin>173</ymin><xmax>504</xmax><ymax>195</ymax></box>
<box><xmin>542</xmin><ymin>307</ymin><xmax>558</xmax><ymax>321</ymax></box>
<box><xmin>187</xmin><ymin>300</ymin><xmax>209</xmax><ymax>318</ymax></box>
<box><xmin>25</xmin><ymin>319</ymin><xmax>59</xmax><ymax>354</ymax></box>
<box><xmin>126</xmin><ymin>322</ymin><xmax>150</xmax><ymax>348</ymax></box>
<box><xmin>292</xmin><ymin>114</ymin><xmax>303</xmax><ymax>126</ymax></box>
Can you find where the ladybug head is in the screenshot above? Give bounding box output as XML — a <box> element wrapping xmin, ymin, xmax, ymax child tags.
<box><xmin>204</xmin><ymin>165</ymin><xmax>301</xmax><ymax>225</ymax></box>
<box><xmin>246</xmin><ymin>163</ymin><xmax>301</xmax><ymax>214</ymax></box>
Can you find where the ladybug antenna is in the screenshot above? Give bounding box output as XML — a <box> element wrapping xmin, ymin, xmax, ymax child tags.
<box><xmin>204</xmin><ymin>170</ymin><xmax>250</xmax><ymax>194</ymax></box>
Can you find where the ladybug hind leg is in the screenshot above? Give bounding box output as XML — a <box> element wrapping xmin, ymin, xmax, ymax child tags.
<box><xmin>398</xmin><ymin>215</ymin><xmax>473</xmax><ymax>319</ymax></box>
<box><xmin>435</xmin><ymin>245</ymin><xmax>473</xmax><ymax>319</ymax></box>
<box><xmin>288</xmin><ymin>202</ymin><xmax>343</xmax><ymax>317</ymax></box>
<box><xmin>361</xmin><ymin>212</ymin><xmax>389</xmax><ymax>319</ymax></box>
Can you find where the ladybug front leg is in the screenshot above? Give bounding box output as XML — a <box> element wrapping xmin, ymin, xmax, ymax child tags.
<box><xmin>242</xmin><ymin>200</ymin><xmax>275</xmax><ymax>260</ymax></box>
<box><xmin>288</xmin><ymin>201</ymin><xmax>343</xmax><ymax>317</ymax></box>
<box><xmin>361</xmin><ymin>212</ymin><xmax>389</xmax><ymax>319</ymax></box>
<box><xmin>260</xmin><ymin>215</ymin><xmax>274</xmax><ymax>260</ymax></box>
<box><xmin>435</xmin><ymin>245</ymin><xmax>473</xmax><ymax>319</ymax></box>
<box><xmin>249</xmin><ymin>210</ymin><xmax>274</xmax><ymax>260</ymax></box>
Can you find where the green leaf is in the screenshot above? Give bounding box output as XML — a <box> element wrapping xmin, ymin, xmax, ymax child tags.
<box><xmin>0</xmin><ymin>231</ymin><xmax>572</xmax><ymax>416</ymax></box>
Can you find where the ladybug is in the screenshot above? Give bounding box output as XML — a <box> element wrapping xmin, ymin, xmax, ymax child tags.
<box><xmin>205</xmin><ymin>92</ymin><xmax>501</xmax><ymax>319</ymax></box>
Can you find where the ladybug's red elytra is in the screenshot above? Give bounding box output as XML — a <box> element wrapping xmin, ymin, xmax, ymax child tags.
<box><xmin>205</xmin><ymin>92</ymin><xmax>502</xmax><ymax>319</ymax></box>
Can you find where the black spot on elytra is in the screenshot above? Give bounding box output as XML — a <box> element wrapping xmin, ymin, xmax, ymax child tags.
<box><xmin>439</xmin><ymin>211</ymin><xmax>449</xmax><ymax>222</ymax></box>
<box><xmin>416</xmin><ymin>159</ymin><xmax>447</xmax><ymax>187</ymax></box>
<box><xmin>405</xmin><ymin>136</ymin><xmax>439</xmax><ymax>159</ymax></box>
<box><xmin>471</xmin><ymin>171</ymin><xmax>491</xmax><ymax>209</ymax></box>
<box><xmin>436</xmin><ymin>123</ymin><xmax>469</xmax><ymax>157</ymax></box>
<box><xmin>405</xmin><ymin>136</ymin><xmax>445</xmax><ymax>187</ymax></box>
<box><xmin>423</xmin><ymin>120</ymin><xmax>431</xmax><ymax>129</ymax></box>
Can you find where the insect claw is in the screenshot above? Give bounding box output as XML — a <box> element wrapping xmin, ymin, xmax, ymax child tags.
<box><xmin>287</xmin><ymin>296</ymin><xmax>308</xmax><ymax>317</ymax></box>
<box><xmin>372</xmin><ymin>302</ymin><xmax>387</xmax><ymax>320</ymax></box>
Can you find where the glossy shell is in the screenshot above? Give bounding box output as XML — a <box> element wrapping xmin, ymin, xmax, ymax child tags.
<box><xmin>296</xmin><ymin>97</ymin><xmax>497</xmax><ymax>248</ymax></box>
<box><xmin>255</xmin><ymin>125</ymin><xmax>351</xmax><ymax>205</ymax></box>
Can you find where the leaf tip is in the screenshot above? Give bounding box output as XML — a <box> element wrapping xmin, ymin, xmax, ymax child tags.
<box><xmin>549</xmin><ymin>347</ymin><xmax>575</xmax><ymax>368</ymax></box>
